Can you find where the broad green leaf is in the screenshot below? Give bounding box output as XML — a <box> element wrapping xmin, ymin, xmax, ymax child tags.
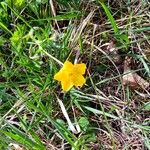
<box><xmin>143</xmin><ymin>102</ymin><xmax>150</xmax><ymax>111</ymax></box>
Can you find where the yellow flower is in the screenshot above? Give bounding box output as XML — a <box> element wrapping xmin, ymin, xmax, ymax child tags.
<box><xmin>54</xmin><ymin>61</ymin><xmax>86</xmax><ymax>91</ymax></box>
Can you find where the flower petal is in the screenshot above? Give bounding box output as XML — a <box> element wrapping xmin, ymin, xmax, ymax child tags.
<box><xmin>61</xmin><ymin>79</ymin><xmax>73</xmax><ymax>91</ymax></box>
<box><xmin>54</xmin><ymin>70</ymin><xmax>64</xmax><ymax>81</ymax></box>
<box><xmin>72</xmin><ymin>75</ymin><xmax>86</xmax><ymax>87</ymax></box>
<box><xmin>73</xmin><ymin>63</ymin><xmax>86</xmax><ymax>74</ymax></box>
<box><xmin>63</xmin><ymin>61</ymin><xmax>74</xmax><ymax>72</ymax></box>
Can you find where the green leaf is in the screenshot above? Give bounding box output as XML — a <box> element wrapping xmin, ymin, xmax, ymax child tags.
<box><xmin>6</xmin><ymin>0</ymin><xmax>25</xmax><ymax>7</ymax></box>
<box><xmin>10</xmin><ymin>24</ymin><xmax>25</xmax><ymax>44</ymax></box>
<box><xmin>98</xmin><ymin>0</ymin><xmax>118</xmax><ymax>33</ymax></box>
<box><xmin>83</xmin><ymin>106</ymin><xmax>119</xmax><ymax>120</ymax></box>
<box><xmin>1</xmin><ymin>123</ymin><xmax>46</xmax><ymax>150</ymax></box>
<box><xmin>98</xmin><ymin>0</ymin><xmax>129</xmax><ymax>47</ymax></box>
<box><xmin>143</xmin><ymin>102</ymin><xmax>150</xmax><ymax>111</ymax></box>
<box><xmin>78</xmin><ymin>117</ymin><xmax>89</xmax><ymax>131</ymax></box>
<box><xmin>0</xmin><ymin>36</ymin><xmax>6</xmax><ymax>46</ymax></box>
<box><xmin>0</xmin><ymin>21</ymin><xmax>12</xmax><ymax>35</ymax></box>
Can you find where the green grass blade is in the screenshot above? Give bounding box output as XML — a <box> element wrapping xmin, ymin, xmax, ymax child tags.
<box><xmin>98</xmin><ymin>0</ymin><xmax>118</xmax><ymax>33</ymax></box>
<box><xmin>83</xmin><ymin>106</ymin><xmax>119</xmax><ymax>120</ymax></box>
<box><xmin>0</xmin><ymin>22</ymin><xmax>12</xmax><ymax>35</ymax></box>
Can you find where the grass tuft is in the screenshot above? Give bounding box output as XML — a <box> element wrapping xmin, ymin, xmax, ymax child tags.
<box><xmin>0</xmin><ymin>0</ymin><xmax>150</xmax><ymax>149</ymax></box>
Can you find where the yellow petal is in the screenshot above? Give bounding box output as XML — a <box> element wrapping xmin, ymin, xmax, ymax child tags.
<box><xmin>63</xmin><ymin>61</ymin><xmax>74</xmax><ymax>72</ymax></box>
<box><xmin>73</xmin><ymin>63</ymin><xmax>86</xmax><ymax>74</ymax></box>
<box><xmin>54</xmin><ymin>69</ymin><xmax>65</xmax><ymax>81</ymax></box>
<box><xmin>72</xmin><ymin>75</ymin><xmax>86</xmax><ymax>87</ymax></box>
<box><xmin>61</xmin><ymin>79</ymin><xmax>73</xmax><ymax>91</ymax></box>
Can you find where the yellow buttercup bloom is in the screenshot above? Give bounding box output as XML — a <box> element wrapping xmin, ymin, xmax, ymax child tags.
<box><xmin>54</xmin><ymin>61</ymin><xmax>86</xmax><ymax>91</ymax></box>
